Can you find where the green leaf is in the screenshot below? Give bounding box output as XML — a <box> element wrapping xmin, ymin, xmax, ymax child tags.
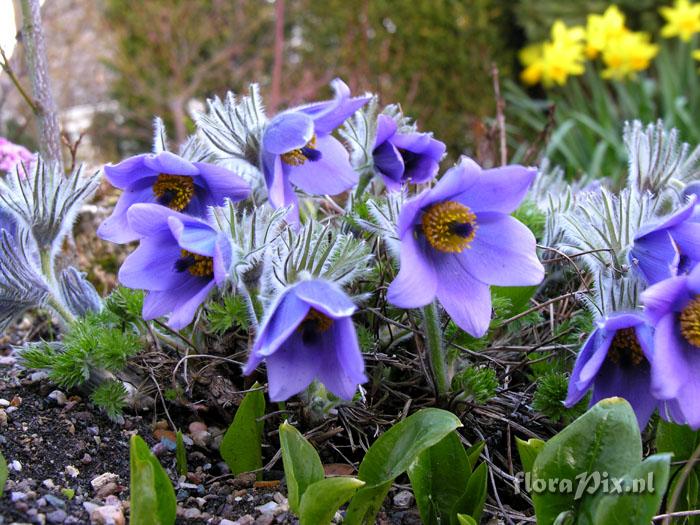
<box><xmin>452</xmin><ymin>462</ymin><xmax>488</xmax><ymax>524</ymax></box>
<box><xmin>592</xmin><ymin>454</ymin><xmax>671</xmax><ymax>525</ymax></box>
<box><xmin>466</xmin><ymin>441</ymin><xmax>485</xmax><ymax>470</ymax></box>
<box><xmin>516</xmin><ymin>437</ymin><xmax>545</xmax><ymax>475</ymax></box>
<box><xmin>129</xmin><ymin>435</ymin><xmax>176</xmax><ymax>525</ymax></box>
<box><xmin>279</xmin><ymin>421</ymin><xmax>325</xmax><ymax>514</ymax></box>
<box><xmin>657</xmin><ymin>421</ymin><xmax>700</xmax><ymax>524</ymax></box>
<box><xmin>175</xmin><ymin>430</ymin><xmax>187</xmax><ymax>477</ymax></box>
<box><xmin>531</xmin><ymin>398</ymin><xmax>642</xmax><ymax>525</ymax></box>
<box><xmin>0</xmin><ymin>449</ymin><xmax>6</xmax><ymax>497</ymax></box>
<box><xmin>298</xmin><ymin>477</ymin><xmax>365</xmax><ymax>525</ymax></box>
<box><xmin>220</xmin><ymin>384</ymin><xmax>265</xmax><ymax>478</ymax></box>
<box><xmin>492</xmin><ymin>286</ymin><xmax>537</xmax><ymax>316</ymax></box>
<box><xmin>408</xmin><ymin>432</ymin><xmax>471</xmax><ymax>525</ymax></box>
<box><xmin>456</xmin><ymin>515</ymin><xmax>477</xmax><ymax>525</ymax></box>
<box><xmin>345</xmin><ymin>408</ymin><xmax>462</xmax><ymax>525</ymax></box>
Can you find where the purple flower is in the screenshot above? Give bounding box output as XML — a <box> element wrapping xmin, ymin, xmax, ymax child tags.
<box><xmin>564</xmin><ymin>312</ymin><xmax>658</xmax><ymax>427</ymax></box>
<box><xmin>118</xmin><ymin>203</ymin><xmax>231</xmax><ymax>330</ymax></box>
<box><xmin>98</xmin><ymin>152</ymin><xmax>251</xmax><ymax>243</ymax></box>
<box><xmin>372</xmin><ymin>114</ymin><xmax>446</xmax><ymax>190</ymax></box>
<box><xmin>0</xmin><ymin>137</ymin><xmax>34</xmax><ymax>173</ymax></box>
<box><xmin>641</xmin><ymin>264</ymin><xmax>700</xmax><ymax>429</ymax></box>
<box><xmin>387</xmin><ymin>157</ymin><xmax>544</xmax><ymax>337</ymax></box>
<box><xmin>261</xmin><ymin>79</ymin><xmax>370</xmax><ymax>221</ymax></box>
<box><xmin>629</xmin><ymin>194</ymin><xmax>700</xmax><ymax>284</ymax></box>
<box><xmin>243</xmin><ymin>279</ymin><xmax>366</xmax><ymax>401</ymax></box>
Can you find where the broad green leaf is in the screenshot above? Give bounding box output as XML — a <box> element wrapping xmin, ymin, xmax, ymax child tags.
<box><xmin>408</xmin><ymin>432</ymin><xmax>471</xmax><ymax>525</ymax></box>
<box><xmin>531</xmin><ymin>398</ymin><xmax>642</xmax><ymax>525</ymax></box>
<box><xmin>456</xmin><ymin>514</ymin><xmax>477</xmax><ymax>525</ymax></box>
<box><xmin>492</xmin><ymin>286</ymin><xmax>537</xmax><ymax>316</ymax></box>
<box><xmin>345</xmin><ymin>408</ymin><xmax>462</xmax><ymax>525</ymax></box>
<box><xmin>451</xmin><ymin>462</ymin><xmax>488</xmax><ymax>525</ymax></box>
<box><xmin>220</xmin><ymin>384</ymin><xmax>265</xmax><ymax>478</ymax></box>
<box><xmin>279</xmin><ymin>421</ymin><xmax>325</xmax><ymax>514</ymax></box>
<box><xmin>298</xmin><ymin>477</ymin><xmax>365</xmax><ymax>525</ymax></box>
<box><xmin>466</xmin><ymin>441</ymin><xmax>485</xmax><ymax>470</ymax></box>
<box><xmin>0</xmin><ymin>450</ymin><xmax>6</xmax><ymax>497</ymax></box>
<box><xmin>516</xmin><ymin>437</ymin><xmax>545</xmax><ymax>475</ymax></box>
<box><xmin>175</xmin><ymin>430</ymin><xmax>187</xmax><ymax>477</ymax></box>
<box><xmin>591</xmin><ymin>454</ymin><xmax>671</xmax><ymax>525</ymax></box>
<box><xmin>129</xmin><ymin>435</ymin><xmax>176</xmax><ymax>525</ymax></box>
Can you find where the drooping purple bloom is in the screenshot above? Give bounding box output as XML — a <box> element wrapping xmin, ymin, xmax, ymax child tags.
<box><xmin>564</xmin><ymin>312</ymin><xmax>658</xmax><ymax>427</ymax></box>
<box><xmin>387</xmin><ymin>157</ymin><xmax>544</xmax><ymax>337</ymax></box>
<box><xmin>98</xmin><ymin>151</ymin><xmax>251</xmax><ymax>243</ymax></box>
<box><xmin>118</xmin><ymin>203</ymin><xmax>231</xmax><ymax>330</ymax></box>
<box><xmin>629</xmin><ymin>194</ymin><xmax>700</xmax><ymax>284</ymax></box>
<box><xmin>641</xmin><ymin>264</ymin><xmax>700</xmax><ymax>429</ymax></box>
<box><xmin>261</xmin><ymin>79</ymin><xmax>370</xmax><ymax>221</ymax></box>
<box><xmin>372</xmin><ymin>114</ymin><xmax>446</xmax><ymax>191</ymax></box>
<box><xmin>243</xmin><ymin>279</ymin><xmax>366</xmax><ymax>401</ymax></box>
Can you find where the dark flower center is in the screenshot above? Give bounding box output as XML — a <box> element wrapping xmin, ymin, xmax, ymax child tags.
<box><xmin>153</xmin><ymin>174</ymin><xmax>195</xmax><ymax>211</ymax></box>
<box><xmin>421</xmin><ymin>200</ymin><xmax>477</xmax><ymax>253</ymax></box>
<box><xmin>174</xmin><ymin>249</ymin><xmax>213</xmax><ymax>277</ymax></box>
<box><xmin>398</xmin><ymin>148</ymin><xmax>420</xmax><ymax>172</ymax></box>
<box><xmin>298</xmin><ymin>308</ymin><xmax>333</xmax><ymax>345</ymax></box>
<box><xmin>607</xmin><ymin>327</ymin><xmax>645</xmax><ymax>367</ymax></box>
<box><xmin>281</xmin><ymin>135</ymin><xmax>322</xmax><ymax>166</ymax></box>
<box><xmin>680</xmin><ymin>296</ymin><xmax>700</xmax><ymax>347</ymax></box>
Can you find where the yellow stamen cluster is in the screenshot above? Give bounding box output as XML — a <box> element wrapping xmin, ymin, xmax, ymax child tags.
<box><xmin>680</xmin><ymin>296</ymin><xmax>700</xmax><ymax>347</ymax></box>
<box><xmin>299</xmin><ymin>308</ymin><xmax>334</xmax><ymax>333</ymax></box>
<box><xmin>180</xmin><ymin>249</ymin><xmax>214</xmax><ymax>277</ymax></box>
<box><xmin>152</xmin><ymin>174</ymin><xmax>195</xmax><ymax>211</ymax></box>
<box><xmin>421</xmin><ymin>201</ymin><xmax>477</xmax><ymax>253</ymax></box>
<box><xmin>281</xmin><ymin>135</ymin><xmax>317</xmax><ymax>166</ymax></box>
<box><xmin>607</xmin><ymin>327</ymin><xmax>645</xmax><ymax>366</ymax></box>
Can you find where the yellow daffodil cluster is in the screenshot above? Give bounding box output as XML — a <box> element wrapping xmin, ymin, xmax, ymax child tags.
<box><xmin>519</xmin><ymin>21</ymin><xmax>586</xmax><ymax>88</ymax></box>
<box><xmin>660</xmin><ymin>0</ymin><xmax>700</xmax><ymax>41</ymax></box>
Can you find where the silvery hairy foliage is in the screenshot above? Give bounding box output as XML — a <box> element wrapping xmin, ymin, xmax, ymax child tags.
<box><xmin>530</xmin><ymin>160</ymin><xmax>575</xmax><ymax>255</ymax></box>
<box><xmin>625</xmin><ymin>119</ymin><xmax>700</xmax><ymax>195</ymax></box>
<box><xmin>264</xmin><ymin>219</ymin><xmax>373</xmax><ymax>297</ymax></box>
<box><xmin>0</xmin><ymin>228</ymin><xmax>49</xmax><ymax>330</ymax></box>
<box><xmin>152</xmin><ymin>116</ymin><xmax>212</xmax><ymax>164</ymax></box>
<box><xmin>559</xmin><ymin>187</ymin><xmax>659</xmax><ymax>277</ymax></box>
<box><xmin>0</xmin><ymin>160</ymin><xmax>99</xmax><ymax>254</ymax></box>
<box><xmin>351</xmin><ymin>191</ymin><xmax>405</xmax><ymax>257</ymax></box>
<box><xmin>58</xmin><ymin>267</ymin><xmax>102</xmax><ymax>317</ymax></box>
<box><xmin>196</xmin><ymin>84</ymin><xmax>266</xmax><ymax>189</ymax></box>
<box><xmin>584</xmin><ymin>269</ymin><xmax>644</xmax><ymax>315</ymax></box>
<box><xmin>209</xmin><ymin>201</ymin><xmax>287</xmax><ymax>288</ymax></box>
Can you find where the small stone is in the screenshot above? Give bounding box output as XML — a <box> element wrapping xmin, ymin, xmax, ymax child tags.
<box><xmin>188</xmin><ymin>421</ymin><xmax>207</xmax><ymax>433</ymax></box>
<box><xmin>0</xmin><ymin>355</ymin><xmax>16</xmax><ymax>366</ymax></box>
<box><xmin>42</xmin><ymin>479</ymin><xmax>56</xmax><ymax>490</ymax></box>
<box><xmin>10</xmin><ymin>460</ymin><xmax>21</xmax><ymax>472</ymax></box>
<box><xmin>47</xmin><ymin>509</ymin><xmax>67</xmax><ymax>523</ymax></box>
<box><xmin>89</xmin><ymin>505</ymin><xmax>125</xmax><ymax>525</ymax></box>
<box><xmin>29</xmin><ymin>370</ymin><xmax>49</xmax><ymax>382</ymax></box>
<box><xmin>272</xmin><ymin>492</ymin><xmax>286</xmax><ymax>504</ymax></box>
<box><xmin>0</xmin><ymin>410</ymin><xmax>7</xmax><ymax>427</ymax></box>
<box><xmin>91</xmin><ymin>473</ymin><xmax>119</xmax><ymax>491</ymax></box>
<box><xmin>44</xmin><ymin>494</ymin><xmax>65</xmax><ymax>508</ymax></box>
<box><xmin>234</xmin><ymin>516</ymin><xmax>255</xmax><ymax>525</ymax></box>
<box><xmin>86</xmin><ymin>426</ymin><xmax>100</xmax><ymax>436</ymax></box>
<box><xmin>182</xmin><ymin>507</ymin><xmax>201</xmax><ymax>519</ymax></box>
<box><xmin>95</xmin><ymin>482</ymin><xmax>120</xmax><ymax>499</ymax></box>
<box><xmin>47</xmin><ymin>390</ymin><xmax>68</xmax><ymax>406</ymax></box>
<box><xmin>191</xmin><ymin>430</ymin><xmax>211</xmax><ymax>448</ymax></box>
<box><xmin>11</xmin><ymin>491</ymin><xmax>27</xmax><ymax>502</ymax></box>
<box><xmin>81</xmin><ymin>453</ymin><xmax>93</xmax><ymax>465</ymax></box>
<box><xmin>0</xmin><ymin>399</ymin><xmax>9</xmax><ymax>407</ymax></box>
<box><xmin>231</xmin><ymin>472</ymin><xmax>256</xmax><ymax>489</ymax></box>
<box><xmin>64</xmin><ymin>465</ymin><xmax>80</xmax><ymax>478</ymax></box>
<box><xmin>83</xmin><ymin>502</ymin><xmax>99</xmax><ymax>514</ymax></box>
<box><xmin>254</xmin><ymin>514</ymin><xmax>274</xmax><ymax>525</ymax></box>
<box><xmin>5</xmin><ymin>406</ymin><xmax>17</xmax><ymax>414</ymax></box>
<box><xmin>219</xmin><ymin>520</ymin><xmax>236</xmax><ymax>525</ymax></box>
<box><xmin>256</xmin><ymin>501</ymin><xmax>278</xmax><ymax>514</ymax></box>
<box><xmin>393</xmin><ymin>489</ymin><xmax>414</xmax><ymax>508</ymax></box>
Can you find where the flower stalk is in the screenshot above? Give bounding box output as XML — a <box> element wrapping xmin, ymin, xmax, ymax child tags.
<box><xmin>422</xmin><ymin>301</ymin><xmax>449</xmax><ymax>398</ymax></box>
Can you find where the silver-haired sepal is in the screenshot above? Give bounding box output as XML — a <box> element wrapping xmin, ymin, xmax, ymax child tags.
<box><xmin>0</xmin><ymin>159</ymin><xmax>99</xmax><ymax>254</ymax></box>
<box><xmin>0</xmin><ymin>228</ymin><xmax>49</xmax><ymax>330</ymax></box>
<box><xmin>59</xmin><ymin>267</ymin><xmax>103</xmax><ymax>317</ymax></box>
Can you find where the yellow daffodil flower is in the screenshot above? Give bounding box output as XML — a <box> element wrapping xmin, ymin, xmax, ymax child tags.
<box><xmin>601</xmin><ymin>31</ymin><xmax>659</xmax><ymax>79</ymax></box>
<box><xmin>519</xmin><ymin>20</ymin><xmax>586</xmax><ymax>87</ymax></box>
<box><xmin>660</xmin><ymin>0</ymin><xmax>700</xmax><ymax>41</ymax></box>
<box><xmin>585</xmin><ymin>5</ymin><xmax>627</xmax><ymax>59</ymax></box>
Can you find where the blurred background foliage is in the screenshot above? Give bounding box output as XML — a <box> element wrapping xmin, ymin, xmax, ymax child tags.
<box><xmin>0</xmin><ymin>0</ymin><xmax>689</xmax><ymax>172</ymax></box>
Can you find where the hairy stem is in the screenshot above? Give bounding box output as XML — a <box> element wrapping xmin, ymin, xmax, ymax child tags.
<box><xmin>422</xmin><ymin>301</ymin><xmax>449</xmax><ymax>398</ymax></box>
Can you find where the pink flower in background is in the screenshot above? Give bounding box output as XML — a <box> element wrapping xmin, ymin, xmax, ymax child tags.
<box><xmin>0</xmin><ymin>137</ymin><xmax>35</xmax><ymax>173</ymax></box>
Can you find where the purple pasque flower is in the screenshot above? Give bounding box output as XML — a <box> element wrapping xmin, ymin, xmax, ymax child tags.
<box><xmin>118</xmin><ymin>203</ymin><xmax>231</xmax><ymax>330</ymax></box>
<box><xmin>0</xmin><ymin>137</ymin><xmax>34</xmax><ymax>173</ymax></box>
<box><xmin>629</xmin><ymin>194</ymin><xmax>700</xmax><ymax>284</ymax></box>
<box><xmin>387</xmin><ymin>157</ymin><xmax>544</xmax><ymax>337</ymax></box>
<box><xmin>261</xmin><ymin>79</ymin><xmax>370</xmax><ymax>221</ymax></box>
<box><xmin>372</xmin><ymin>114</ymin><xmax>446</xmax><ymax>191</ymax></box>
<box><xmin>98</xmin><ymin>151</ymin><xmax>251</xmax><ymax>244</ymax></box>
<box><xmin>564</xmin><ymin>312</ymin><xmax>658</xmax><ymax>427</ymax></box>
<box><xmin>243</xmin><ymin>278</ymin><xmax>366</xmax><ymax>401</ymax></box>
<box><xmin>641</xmin><ymin>264</ymin><xmax>700</xmax><ymax>429</ymax></box>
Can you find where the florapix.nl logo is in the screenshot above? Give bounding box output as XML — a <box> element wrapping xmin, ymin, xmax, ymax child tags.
<box><xmin>514</xmin><ymin>471</ymin><xmax>657</xmax><ymax>500</ymax></box>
